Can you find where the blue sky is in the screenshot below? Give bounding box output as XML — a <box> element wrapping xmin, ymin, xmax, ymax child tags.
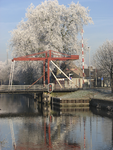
<box><xmin>0</xmin><ymin>0</ymin><xmax>113</xmax><ymax>65</ymax></box>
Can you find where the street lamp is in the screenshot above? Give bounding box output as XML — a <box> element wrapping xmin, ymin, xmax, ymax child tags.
<box><xmin>88</xmin><ymin>47</ymin><xmax>91</xmax><ymax>88</ymax></box>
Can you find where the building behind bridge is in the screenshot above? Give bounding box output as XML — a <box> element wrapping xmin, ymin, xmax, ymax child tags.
<box><xmin>51</xmin><ymin>61</ymin><xmax>85</xmax><ymax>88</ymax></box>
<box><xmin>51</xmin><ymin>62</ymin><xmax>110</xmax><ymax>88</ymax></box>
<box><xmin>84</xmin><ymin>66</ymin><xmax>111</xmax><ymax>87</ymax></box>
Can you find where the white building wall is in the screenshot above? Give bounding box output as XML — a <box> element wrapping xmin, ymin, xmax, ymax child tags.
<box><xmin>72</xmin><ymin>78</ymin><xmax>83</xmax><ymax>88</ymax></box>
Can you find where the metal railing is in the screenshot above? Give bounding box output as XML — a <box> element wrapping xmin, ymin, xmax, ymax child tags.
<box><xmin>0</xmin><ymin>83</ymin><xmax>78</xmax><ymax>92</ymax></box>
<box><xmin>0</xmin><ymin>84</ymin><xmax>48</xmax><ymax>91</ymax></box>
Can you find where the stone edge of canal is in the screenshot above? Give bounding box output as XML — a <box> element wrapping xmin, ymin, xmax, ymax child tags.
<box><xmin>52</xmin><ymin>97</ymin><xmax>113</xmax><ymax>112</ymax></box>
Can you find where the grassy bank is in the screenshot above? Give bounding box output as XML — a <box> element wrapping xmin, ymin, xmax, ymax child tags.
<box><xmin>51</xmin><ymin>88</ymin><xmax>113</xmax><ymax>100</ymax></box>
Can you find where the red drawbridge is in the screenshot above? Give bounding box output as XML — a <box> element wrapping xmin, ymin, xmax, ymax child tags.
<box><xmin>10</xmin><ymin>50</ymin><xmax>79</xmax><ymax>88</ymax></box>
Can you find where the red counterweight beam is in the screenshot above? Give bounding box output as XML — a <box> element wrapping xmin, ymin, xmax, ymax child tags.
<box><xmin>12</xmin><ymin>56</ymin><xmax>79</xmax><ymax>62</ymax></box>
<box><xmin>51</xmin><ymin>55</ymin><xmax>79</xmax><ymax>61</ymax></box>
<box><xmin>12</xmin><ymin>57</ymin><xmax>46</xmax><ymax>61</ymax></box>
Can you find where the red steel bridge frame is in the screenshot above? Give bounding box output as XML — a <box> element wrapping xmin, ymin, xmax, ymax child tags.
<box><xmin>12</xmin><ymin>50</ymin><xmax>79</xmax><ymax>85</ymax></box>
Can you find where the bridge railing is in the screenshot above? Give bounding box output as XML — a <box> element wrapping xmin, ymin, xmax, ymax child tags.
<box><xmin>0</xmin><ymin>83</ymin><xmax>77</xmax><ymax>91</ymax></box>
<box><xmin>0</xmin><ymin>85</ymin><xmax>48</xmax><ymax>91</ymax></box>
<box><xmin>54</xmin><ymin>83</ymin><xmax>78</xmax><ymax>89</ymax></box>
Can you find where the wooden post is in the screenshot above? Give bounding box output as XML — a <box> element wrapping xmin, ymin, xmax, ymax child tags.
<box><xmin>38</xmin><ymin>93</ymin><xmax>42</xmax><ymax>103</ymax></box>
<box><xmin>34</xmin><ymin>93</ymin><xmax>37</xmax><ymax>99</ymax></box>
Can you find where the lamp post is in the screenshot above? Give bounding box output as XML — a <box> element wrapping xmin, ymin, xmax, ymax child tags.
<box><xmin>81</xmin><ymin>29</ymin><xmax>84</xmax><ymax>88</ymax></box>
<box><xmin>7</xmin><ymin>49</ymin><xmax>8</xmax><ymax>65</ymax></box>
<box><xmin>88</xmin><ymin>47</ymin><xmax>91</xmax><ymax>88</ymax></box>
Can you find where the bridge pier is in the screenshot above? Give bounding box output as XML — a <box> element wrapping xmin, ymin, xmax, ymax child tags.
<box><xmin>43</xmin><ymin>93</ymin><xmax>49</xmax><ymax>104</ymax></box>
<box><xmin>38</xmin><ymin>103</ymin><xmax>52</xmax><ymax>116</ymax></box>
<box><xmin>34</xmin><ymin>93</ymin><xmax>37</xmax><ymax>99</ymax></box>
<box><xmin>34</xmin><ymin>92</ymin><xmax>42</xmax><ymax>103</ymax></box>
<box><xmin>38</xmin><ymin>93</ymin><xmax>42</xmax><ymax>103</ymax></box>
<box><xmin>34</xmin><ymin>92</ymin><xmax>51</xmax><ymax>104</ymax></box>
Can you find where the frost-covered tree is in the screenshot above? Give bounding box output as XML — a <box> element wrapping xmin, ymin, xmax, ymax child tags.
<box><xmin>93</xmin><ymin>40</ymin><xmax>113</xmax><ymax>92</ymax></box>
<box><xmin>9</xmin><ymin>0</ymin><xmax>93</xmax><ymax>57</ymax></box>
<box><xmin>14</xmin><ymin>61</ymin><xmax>43</xmax><ymax>84</ymax></box>
<box><xmin>9</xmin><ymin>0</ymin><xmax>93</xmax><ymax>84</ymax></box>
<box><xmin>0</xmin><ymin>60</ymin><xmax>11</xmax><ymax>84</ymax></box>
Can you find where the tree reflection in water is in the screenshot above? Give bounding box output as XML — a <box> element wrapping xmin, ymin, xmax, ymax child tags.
<box><xmin>0</xmin><ymin>94</ymin><xmax>113</xmax><ymax>150</ymax></box>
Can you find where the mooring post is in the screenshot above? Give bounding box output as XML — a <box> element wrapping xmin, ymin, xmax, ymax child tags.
<box><xmin>34</xmin><ymin>93</ymin><xmax>37</xmax><ymax>99</ymax></box>
<box><xmin>48</xmin><ymin>93</ymin><xmax>52</xmax><ymax>104</ymax></box>
<box><xmin>38</xmin><ymin>93</ymin><xmax>42</xmax><ymax>103</ymax></box>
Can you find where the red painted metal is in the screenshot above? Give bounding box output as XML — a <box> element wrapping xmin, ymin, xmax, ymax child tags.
<box><xmin>43</xmin><ymin>60</ymin><xmax>45</xmax><ymax>86</ymax></box>
<box><xmin>12</xmin><ymin>57</ymin><xmax>46</xmax><ymax>61</ymax></box>
<box><xmin>27</xmin><ymin>75</ymin><xmax>44</xmax><ymax>89</ymax></box>
<box><xmin>51</xmin><ymin>56</ymin><xmax>79</xmax><ymax>61</ymax></box>
<box><xmin>15</xmin><ymin>118</ymin><xmax>81</xmax><ymax>150</ymax></box>
<box><xmin>12</xmin><ymin>50</ymin><xmax>79</xmax><ymax>84</ymax></box>
<box><xmin>44</xmin><ymin>119</ymin><xmax>46</xmax><ymax>145</ymax></box>
<box><xmin>48</xmin><ymin>123</ymin><xmax>52</xmax><ymax>148</ymax></box>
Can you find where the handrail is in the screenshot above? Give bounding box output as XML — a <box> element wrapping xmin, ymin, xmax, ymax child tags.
<box><xmin>0</xmin><ymin>84</ymin><xmax>77</xmax><ymax>91</ymax></box>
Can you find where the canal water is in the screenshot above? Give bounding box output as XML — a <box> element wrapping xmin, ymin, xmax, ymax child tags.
<box><xmin>0</xmin><ymin>94</ymin><xmax>113</xmax><ymax>150</ymax></box>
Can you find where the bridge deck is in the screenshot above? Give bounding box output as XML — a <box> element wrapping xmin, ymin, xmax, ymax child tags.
<box><xmin>0</xmin><ymin>85</ymin><xmax>78</xmax><ymax>94</ymax></box>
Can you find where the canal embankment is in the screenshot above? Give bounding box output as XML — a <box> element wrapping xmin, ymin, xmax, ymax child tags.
<box><xmin>89</xmin><ymin>88</ymin><xmax>113</xmax><ymax>112</ymax></box>
<box><xmin>51</xmin><ymin>88</ymin><xmax>113</xmax><ymax>112</ymax></box>
<box><xmin>90</xmin><ymin>98</ymin><xmax>113</xmax><ymax>111</ymax></box>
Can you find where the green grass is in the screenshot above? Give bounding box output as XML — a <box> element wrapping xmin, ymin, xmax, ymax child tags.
<box><xmin>59</xmin><ymin>90</ymin><xmax>94</xmax><ymax>99</ymax></box>
<box><xmin>50</xmin><ymin>88</ymin><xmax>113</xmax><ymax>100</ymax></box>
<box><xmin>50</xmin><ymin>92</ymin><xmax>68</xmax><ymax>97</ymax></box>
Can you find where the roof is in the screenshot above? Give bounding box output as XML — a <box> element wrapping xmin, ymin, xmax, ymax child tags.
<box><xmin>59</xmin><ymin>61</ymin><xmax>86</xmax><ymax>78</ymax></box>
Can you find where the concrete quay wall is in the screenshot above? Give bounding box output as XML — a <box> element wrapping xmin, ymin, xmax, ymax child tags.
<box><xmin>90</xmin><ymin>98</ymin><xmax>113</xmax><ymax>111</ymax></box>
<box><xmin>52</xmin><ymin>97</ymin><xmax>90</xmax><ymax>107</ymax></box>
<box><xmin>52</xmin><ymin>97</ymin><xmax>113</xmax><ymax>112</ymax></box>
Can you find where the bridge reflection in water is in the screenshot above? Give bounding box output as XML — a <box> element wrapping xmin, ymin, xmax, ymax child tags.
<box><xmin>0</xmin><ymin>94</ymin><xmax>113</xmax><ymax>150</ymax></box>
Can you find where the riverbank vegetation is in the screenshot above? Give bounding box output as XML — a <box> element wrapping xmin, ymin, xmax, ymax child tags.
<box><xmin>93</xmin><ymin>40</ymin><xmax>113</xmax><ymax>93</ymax></box>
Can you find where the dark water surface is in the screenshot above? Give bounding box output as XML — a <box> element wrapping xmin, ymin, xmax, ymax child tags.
<box><xmin>0</xmin><ymin>94</ymin><xmax>113</xmax><ymax>150</ymax></box>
